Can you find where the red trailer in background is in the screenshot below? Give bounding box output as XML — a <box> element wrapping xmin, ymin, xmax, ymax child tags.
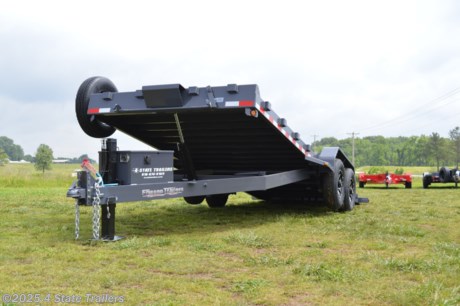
<box><xmin>358</xmin><ymin>172</ymin><xmax>412</xmax><ymax>188</ymax></box>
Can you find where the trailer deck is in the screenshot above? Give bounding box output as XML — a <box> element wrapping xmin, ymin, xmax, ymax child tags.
<box><xmin>86</xmin><ymin>83</ymin><xmax>343</xmax><ymax>171</ymax></box>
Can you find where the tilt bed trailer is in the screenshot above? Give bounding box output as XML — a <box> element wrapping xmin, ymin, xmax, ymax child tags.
<box><xmin>358</xmin><ymin>172</ymin><xmax>412</xmax><ymax>189</ymax></box>
<box><xmin>67</xmin><ymin>76</ymin><xmax>368</xmax><ymax>241</ymax></box>
<box><xmin>423</xmin><ymin>167</ymin><xmax>459</xmax><ymax>188</ymax></box>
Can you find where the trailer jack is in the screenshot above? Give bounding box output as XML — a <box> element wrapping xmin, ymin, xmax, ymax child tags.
<box><xmin>68</xmin><ymin>141</ymin><xmax>123</xmax><ymax>241</ymax></box>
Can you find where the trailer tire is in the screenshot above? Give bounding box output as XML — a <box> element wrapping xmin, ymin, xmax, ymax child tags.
<box><xmin>359</xmin><ymin>181</ymin><xmax>365</xmax><ymax>188</ymax></box>
<box><xmin>439</xmin><ymin>167</ymin><xmax>451</xmax><ymax>183</ymax></box>
<box><xmin>342</xmin><ymin>168</ymin><xmax>356</xmax><ymax>211</ymax></box>
<box><xmin>184</xmin><ymin>196</ymin><xmax>205</xmax><ymax>205</ymax></box>
<box><xmin>405</xmin><ymin>182</ymin><xmax>412</xmax><ymax>189</ymax></box>
<box><xmin>322</xmin><ymin>159</ymin><xmax>345</xmax><ymax>212</ymax></box>
<box><xmin>76</xmin><ymin>76</ymin><xmax>117</xmax><ymax>138</ymax></box>
<box><xmin>206</xmin><ymin>194</ymin><xmax>228</xmax><ymax>208</ymax></box>
<box><xmin>423</xmin><ymin>176</ymin><xmax>431</xmax><ymax>189</ymax></box>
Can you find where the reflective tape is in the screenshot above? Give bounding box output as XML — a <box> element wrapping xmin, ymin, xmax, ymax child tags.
<box><xmin>88</xmin><ymin>108</ymin><xmax>111</xmax><ymax>114</ymax></box>
<box><xmin>254</xmin><ymin>103</ymin><xmax>308</xmax><ymax>157</ymax></box>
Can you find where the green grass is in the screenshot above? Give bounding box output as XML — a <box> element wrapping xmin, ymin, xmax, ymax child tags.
<box><xmin>0</xmin><ymin>163</ymin><xmax>76</xmax><ymax>187</ymax></box>
<box><xmin>0</xmin><ymin>165</ymin><xmax>459</xmax><ymax>305</ymax></box>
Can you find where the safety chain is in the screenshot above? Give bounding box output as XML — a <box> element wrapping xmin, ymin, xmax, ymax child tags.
<box><xmin>79</xmin><ymin>159</ymin><xmax>110</xmax><ymax>240</ymax></box>
<box><xmin>92</xmin><ymin>182</ymin><xmax>101</xmax><ymax>240</ymax></box>
<box><xmin>75</xmin><ymin>200</ymin><xmax>80</xmax><ymax>240</ymax></box>
<box><xmin>95</xmin><ymin>173</ymin><xmax>110</xmax><ymax>220</ymax></box>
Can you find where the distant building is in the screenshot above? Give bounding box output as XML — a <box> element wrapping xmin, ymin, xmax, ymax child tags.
<box><xmin>8</xmin><ymin>159</ymin><xmax>30</xmax><ymax>164</ymax></box>
<box><xmin>52</xmin><ymin>159</ymin><xmax>70</xmax><ymax>164</ymax></box>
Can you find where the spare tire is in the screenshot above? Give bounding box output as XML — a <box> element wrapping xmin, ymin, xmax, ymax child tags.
<box><xmin>423</xmin><ymin>175</ymin><xmax>431</xmax><ymax>188</ymax></box>
<box><xmin>439</xmin><ymin>167</ymin><xmax>451</xmax><ymax>183</ymax></box>
<box><xmin>76</xmin><ymin>76</ymin><xmax>117</xmax><ymax>138</ymax></box>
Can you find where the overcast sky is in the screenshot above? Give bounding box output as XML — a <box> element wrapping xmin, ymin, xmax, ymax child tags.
<box><xmin>1</xmin><ymin>0</ymin><xmax>459</xmax><ymax>159</ymax></box>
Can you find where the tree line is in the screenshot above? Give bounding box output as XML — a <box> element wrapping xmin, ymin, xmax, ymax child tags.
<box><xmin>0</xmin><ymin>136</ymin><xmax>25</xmax><ymax>161</ymax></box>
<box><xmin>0</xmin><ymin>136</ymin><xmax>95</xmax><ymax>172</ymax></box>
<box><xmin>0</xmin><ymin>138</ymin><xmax>54</xmax><ymax>173</ymax></box>
<box><xmin>314</xmin><ymin>127</ymin><xmax>460</xmax><ymax>169</ymax></box>
<box><xmin>3</xmin><ymin>128</ymin><xmax>460</xmax><ymax>170</ymax></box>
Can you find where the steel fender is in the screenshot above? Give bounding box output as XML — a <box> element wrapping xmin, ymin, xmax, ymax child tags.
<box><xmin>317</xmin><ymin>147</ymin><xmax>354</xmax><ymax>171</ymax></box>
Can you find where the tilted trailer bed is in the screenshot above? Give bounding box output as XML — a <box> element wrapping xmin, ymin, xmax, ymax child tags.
<box><xmin>67</xmin><ymin>76</ymin><xmax>368</xmax><ymax>240</ymax></box>
<box><xmin>423</xmin><ymin>167</ymin><xmax>459</xmax><ymax>188</ymax></box>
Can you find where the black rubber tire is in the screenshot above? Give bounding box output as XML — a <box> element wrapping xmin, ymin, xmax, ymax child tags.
<box><xmin>76</xmin><ymin>76</ymin><xmax>117</xmax><ymax>138</ymax></box>
<box><xmin>359</xmin><ymin>181</ymin><xmax>365</xmax><ymax>188</ymax></box>
<box><xmin>184</xmin><ymin>196</ymin><xmax>205</xmax><ymax>205</ymax></box>
<box><xmin>322</xmin><ymin>159</ymin><xmax>345</xmax><ymax>212</ymax></box>
<box><xmin>342</xmin><ymin>168</ymin><xmax>356</xmax><ymax>211</ymax></box>
<box><xmin>439</xmin><ymin>167</ymin><xmax>451</xmax><ymax>183</ymax></box>
<box><xmin>423</xmin><ymin>176</ymin><xmax>430</xmax><ymax>189</ymax></box>
<box><xmin>405</xmin><ymin>182</ymin><xmax>412</xmax><ymax>189</ymax></box>
<box><xmin>206</xmin><ymin>194</ymin><xmax>229</xmax><ymax>208</ymax></box>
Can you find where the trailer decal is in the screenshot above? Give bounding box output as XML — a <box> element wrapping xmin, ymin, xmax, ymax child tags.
<box><xmin>142</xmin><ymin>187</ymin><xmax>184</xmax><ymax>198</ymax></box>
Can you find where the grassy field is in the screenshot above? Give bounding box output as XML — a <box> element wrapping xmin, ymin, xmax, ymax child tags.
<box><xmin>0</xmin><ymin>164</ymin><xmax>459</xmax><ymax>305</ymax></box>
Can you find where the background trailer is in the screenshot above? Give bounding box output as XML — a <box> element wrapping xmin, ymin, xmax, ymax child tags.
<box><xmin>67</xmin><ymin>77</ymin><xmax>368</xmax><ymax>240</ymax></box>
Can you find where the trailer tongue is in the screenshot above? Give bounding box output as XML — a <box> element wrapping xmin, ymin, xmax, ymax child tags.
<box><xmin>67</xmin><ymin>76</ymin><xmax>368</xmax><ymax>240</ymax></box>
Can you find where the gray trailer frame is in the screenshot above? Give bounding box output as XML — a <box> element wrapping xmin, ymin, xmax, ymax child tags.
<box><xmin>67</xmin><ymin>77</ymin><xmax>368</xmax><ymax>241</ymax></box>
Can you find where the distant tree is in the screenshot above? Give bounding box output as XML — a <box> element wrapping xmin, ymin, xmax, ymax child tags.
<box><xmin>317</xmin><ymin>137</ymin><xmax>340</xmax><ymax>147</ymax></box>
<box><xmin>23</xmin><ymin>154</ymin><xmax>35</xmax><ymax>163</ymax></box>
<box><xmin>313</xmin><ymin>137</ymin><xmax>339</xmax><ymax>154</ymax></box>
<box><xmin>316</xmin><ymin>133</ymin><xmax>454</xmax><ymax>167</ymax></box>
<box><xmin>405</xmin><ymin>136</ymin><xmax>422</xmax><ymax>166</ymax></box>
<box><xmin>449</xmin><ymin>126</ymin><xmax>460</xmax><ymax>168</ymax></box>
<box><xmin>414</xmin><ymin>135</ymin><xmax>430</xmax><ymax>166</ymax></box>
<box><xmin>0</xmin><ymin>149</ymin><xmax>8</xmax><ymax>166</ymax></box>
<box><xmin>77</xmin><ymin>154</ymin><xmax>96</xmax><ymax>164</ymax></box>
<box><xmin>362</xmin><ymin>136</ymin><xmax>387</xmax><ymax>166</ymax></box>
<box><xmin>35</xmin><ymin>144</ymin><xmax>53</xmax><ymax>174</ymax></box>
<box><xmin>427</xmin><ymin>132</ymin><xmax>447</xmax><ymax>170</ymax></box>
<box><xmin>0</xmin><ymin>136</ymin><xmax>24</xmax><ymax>161</ymax></box>
<box><xmin>63</xmin><ymin>154</ymin><xmax>96</xmax><ymax>164</ymax></box>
